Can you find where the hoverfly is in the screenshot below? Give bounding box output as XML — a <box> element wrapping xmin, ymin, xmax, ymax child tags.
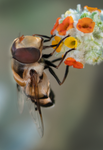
<box><xmin>11</xmin><ymin>34</ymin><xmax>71</xmax><ymax>137</ymax></box>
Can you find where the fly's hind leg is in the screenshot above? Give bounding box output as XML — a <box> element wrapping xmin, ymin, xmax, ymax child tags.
<box><xmin>47</xmin><ymin>65</ymin><xmax>69</xmax><ymax>85</ymax></box>
<box><xmin>44</xmin><ymin>58</ymin><xmax>69</xmax><ymax>85</ymax></box>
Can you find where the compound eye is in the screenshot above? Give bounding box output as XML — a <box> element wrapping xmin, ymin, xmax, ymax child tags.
<box><xmin>12</xmin><ymin>47</ymin><xmax>40</xmax><ymax>64</ymax></box>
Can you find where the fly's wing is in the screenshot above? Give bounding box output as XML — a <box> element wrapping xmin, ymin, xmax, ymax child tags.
<box><xmin>26</xmin><ymin>71</ymin><xmax>44</xmax><ymax>137</ymax></box>
<box><xmin>26</xmin><ymin>98</ymin><xmax>44</xmax><ymax>137</ymax></box>
<box><xmin>16</xmin><ymin>84</ymin><xmax>25</xmax><ymax>114</ymax></box>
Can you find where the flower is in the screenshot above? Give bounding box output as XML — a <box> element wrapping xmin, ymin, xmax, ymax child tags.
<box><xmin>52</xmin><ymin>36</ymin><xmax>63</xmax><ymax>52</ymax></box>
<box><xmin>51</xmin><ymin>5</ymin><xmax>103</xmax><ymax>68</ymax></box>
<box><xmin>64</xmin><ymin>37</ymin><xmax>78</xmax><ymax>48</ymax></box>
<box><xmin>84</xmin><ymin>6</ymin><xmax>101</xmax><ymax>13</ymax></box>
<box><xmin>57</xmin><ymin>16</ymin><xmax>74</xmax><ymax>35</ymax></box>
<box><xmin>76</xmin><ymin>17</ymin><xmax>95</xmax><ymax>33</ymax></box>
<box><xmin>64</xmin><ymin>57</ymin><xmax>83</xmax><ymax>69</ymax></box>
<box><xmin>51</xmin><ymin>17</ymin><xmax>61</xmax><ymax>35</ymax></box>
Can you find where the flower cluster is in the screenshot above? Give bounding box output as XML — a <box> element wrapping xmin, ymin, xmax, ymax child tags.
<box><xmin>51</xmin><ymin>5</ymin><xmax>103</xmax><ymax>69</ymax></box>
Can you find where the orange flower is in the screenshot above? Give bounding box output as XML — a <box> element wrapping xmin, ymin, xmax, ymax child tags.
<box><xmin>76</xmin><ymin>17</ymin><xmax>95</xmax><ymax>33</ymax></box>
<box><xmin>84</xmin><ymin>6</ymin><xmax>101</xmax><ymax>13</ymax></box>
<box><xmin>57</xmin><ymin>16</ymin><xmax>74</xmax><ymax>35</ymax></box>
<box><xmin>51</xmin><ymin>17</ymin><xmax>61</xmax><ymax>35</ymax></box>
<box><xmin>64</xmin><ymin>57</ymin><xmax>83</xmax><ymax>69</ymax></box>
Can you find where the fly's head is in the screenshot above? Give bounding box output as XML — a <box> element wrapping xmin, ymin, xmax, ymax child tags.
<box><xmin>11</xmin><ymin>35</ymin><xmax>43</xmax><ymax>64</ymax></box>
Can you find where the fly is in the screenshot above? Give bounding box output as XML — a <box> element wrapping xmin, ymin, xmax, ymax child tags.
<box><xmin>11</xmin><ymin>34</ymin><xmax>70</xmax><ymax>137</ymax></box>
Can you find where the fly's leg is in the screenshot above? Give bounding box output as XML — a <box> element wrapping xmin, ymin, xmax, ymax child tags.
<box><xmin>51</xmin><ymin>57</ymin><xmax>62</xmax><ymax>63</ymax></box>
<box><xmin>42</xmin><ymin>35</ymin><xmax>70</xmax><ymax>58</ymax></box>
<box><xmin>33</xmin><ymin>34</ymin><xmax>55</xmax><ymax>42</ymax></box>
<box><xmin>44</xmin><ymin>57</ymin><xmax>69</xmax><ymax>85</ymax></box>
<box><xmin>43</xmin><ymin>48</ymin><xmax>75</xmax><ymax>68</ymax></box>
<box><xmin>46</xmin><ymin>65</ymin><xmax>69</xmax><ymax>85</ymax></box>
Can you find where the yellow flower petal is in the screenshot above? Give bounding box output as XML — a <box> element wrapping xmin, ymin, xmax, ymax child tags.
<box><xmin>65</xmin><ymin>11</ymin><xmax>71</xmax><ymax>15</ymax></box>
<box><xmin>54</xmin><ymin>36</ymin><xmax>61</xmax><ymax>42</ymax></box>
<box><xmin>52</xmin><ymin>40</ymin><xmax>57</xmax><ymax>47</ymax></box>
<box><xmin>64</xmin><ymin>37</ymin><xmax>78</xmax><ymax>48</ymax></box>
<box><xmin>52</xmin><ymin>36</ymin><xmax>63</xmax><ymax>52</ymax></box>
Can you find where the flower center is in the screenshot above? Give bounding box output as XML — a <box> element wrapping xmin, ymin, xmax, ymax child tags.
<box><xmin>65</xmin><ymin>23</ymin><xmax>70</xmax><ymax>29</ymax></box>
<box><xmin>71</xmin><ymin>41</ymin><xmax>75</xmax><ymax>45</ymax></box>
<box><xmin>82</xmin><ymin>24</ymin><xmax>89</xmax><ymax>28</ymax></box>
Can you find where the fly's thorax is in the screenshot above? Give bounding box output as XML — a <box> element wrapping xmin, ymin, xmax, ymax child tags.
<box><xmin>23</xmin><ymin>62</ymin><xmax>45</xmax><ymax>81</ymax></box>
<box><xmin>12</xmin><ymin>58</ymin><xmax>44</xmax><ymax>77</ymax></box>
<box><xmin>14</xmin><ymin>36</ymin><xmax>43</xmax><ymax>52</ymax></box>
<box><xmin>11</xmin><ymin>56</ymin><xmax>45</xmax><ymax>88</ymax></box>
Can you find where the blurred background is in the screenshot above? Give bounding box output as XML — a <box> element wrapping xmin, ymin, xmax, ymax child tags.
<box><xmin>0</xmin><ymin>0</ymin><xmax>103</xmax><ymax>150</ymax></box>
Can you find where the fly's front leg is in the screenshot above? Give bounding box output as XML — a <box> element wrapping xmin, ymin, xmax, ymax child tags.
<box><xmin>42</xmin><ymin>35</ymin><xmax>70</xmax><ymax>59</ymax></box>
<box><xmin>33</xmin><ymin>34</ymin><xmax>55</xmax><ymax>42</ymax></box>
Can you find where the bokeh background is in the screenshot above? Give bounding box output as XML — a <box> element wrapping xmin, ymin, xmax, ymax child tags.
<box><xmin>0</xmin><ymin>0</ymin><xmax>103</xmax><ymax>150</ymax></box>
